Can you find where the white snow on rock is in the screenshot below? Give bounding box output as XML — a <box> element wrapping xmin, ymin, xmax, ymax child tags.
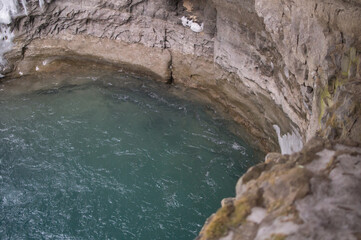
<box><xmin>181</xmin><ymin>16</ymin><xmax>203</xmax><ymax>33</ymax></box>
<box><xmin>273</xmin><ymin>124</ymin><xmax>303</xmax><ymax>155</ymax></box>
<box><xmin>246</xmin><ymin>207</ymin><xmax>267</xmax><ymax>224</ymax></box>
<box><xmin>0</xmin><ymin>0</ymin><xmax>46</xmax><ymax>70</ymax></box>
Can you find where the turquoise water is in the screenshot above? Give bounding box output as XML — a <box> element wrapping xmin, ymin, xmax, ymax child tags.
<box><xmin>0</xmin><ymin>73</ymin><xmax>261</xmax><ymax>239</ymax></box>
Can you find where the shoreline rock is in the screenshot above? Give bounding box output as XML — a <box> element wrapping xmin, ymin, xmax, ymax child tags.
<box><xmin>197</xmin><ymin>138</ymin><xmax>361</xmax><ymax>240</ymax></box>
<box><xmin>0</xmin><ymin>0</ymin><xmax>360</xmax><ymax>238</ymax></box>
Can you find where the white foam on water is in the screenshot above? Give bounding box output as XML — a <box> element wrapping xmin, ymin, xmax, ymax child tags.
<box><xmin>232</xmin><ymin>142</ymin><xmax>242</xmax><ymax>150</ymax></box>
<box><xmin>273</xmin><ymin>124</ymin><xmax>303</xmax><ymax>155</ymax></box>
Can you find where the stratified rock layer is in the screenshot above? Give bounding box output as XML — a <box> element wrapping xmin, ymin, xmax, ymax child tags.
<box><xmin>1</xmin><ymin>0</ymin><xmax>360</xmax><ymax>239</ymax></box>
<box><xmin>3</xmin><ymin>0</ymin><xmax>299</xmax><ymax>152</ymax></box>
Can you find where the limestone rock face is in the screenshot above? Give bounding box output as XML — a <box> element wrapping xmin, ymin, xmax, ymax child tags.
<box><xmin>1</xmin><ymin>0</ymin><xmax>361</xmax><ymax>239</ymax></box>
<box><xmin>198</xmin><ymin>138</ymin><xmax>361</xmax><ymax>240</ymax></box>
<box><xmin>212</xmin><ymin>0</ymin><xmax>307</xmax><ymax>141</ymax></box>
<box><xmin>3</xmin><ymin>0</ymin><xmax>295</xmax><ymax>152</ymax></box>
<box><xmin>3</xmin><ymin>0</ymin><xmax>359</xmax><ymax>150</ymax></box>
<box><xmin>255</xmin><ymin>0</ymin><xmax>361</xmax><ymax>142</ymax></box>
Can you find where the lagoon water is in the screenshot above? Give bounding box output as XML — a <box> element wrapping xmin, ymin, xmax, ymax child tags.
<box><xmin>0</xmin><ymin>72</ymin><xmax>261</xmax><ymax>239</ymax></box>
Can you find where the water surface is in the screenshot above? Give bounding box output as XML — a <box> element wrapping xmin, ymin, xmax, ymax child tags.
<box><xmin>0</xmin><ymin>72</ymin><xmax>261</xmax><ymax>239</ymax></box>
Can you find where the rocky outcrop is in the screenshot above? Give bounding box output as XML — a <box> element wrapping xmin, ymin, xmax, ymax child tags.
<box><xmin>255</xmin><ymin>0</ymin><xmax>361</xmax><ymax>142</ymax></box>
<box><xmin>198</xmin><ymin>138</ymin><xmax>361</xmax><ymax>240</ymax></box>
<box><xmin>1</xmin><ymin>0</ymin><xmax>360</xmax><ymax>239</ymax></box>
<box><xmin>194</xmin><ymin>1</ymin><xmax>361</xmax><ymax>238</ymax></box>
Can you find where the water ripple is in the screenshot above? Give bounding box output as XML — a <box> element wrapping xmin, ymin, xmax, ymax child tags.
<box><xmin>0</xmin><ymin>75</ymin><xmax>260</xmax><ymax>239</ymax></box>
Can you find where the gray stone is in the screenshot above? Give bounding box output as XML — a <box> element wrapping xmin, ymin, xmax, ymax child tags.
<box><xmin>1</xmin><ymin>0</ymin><xmax>361</xmax><ymax>239</ymax></box>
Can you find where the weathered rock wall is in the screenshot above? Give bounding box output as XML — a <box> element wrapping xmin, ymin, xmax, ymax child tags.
<box><xmin>213</xmin><ymin>0</ymin><xmax>307</xmax><ymax>134</ymax></box>
<box><xmin>255</xmin><ymin>0</ymin><xmax>361</xmax><ymax>142</ymax></box>
<box><xmin>210</xmin><ymin>0</ymin><xmax>361</xmax><ymax>144</ymax></box>
<box><xmin>198</xmin><ymin>138</ymin><xmax>361</xmax><ymax>240</ymax></box>
<box><xmin>1</xmin><ymin>0</ymin><xmax>361</xmax><ymax>238</ymax></box>
<box><xmin>3</xmin><ymin>0</ymin><xmax>296</xmax><ymax>152</ymax></box>
<box><xmin>195</xmin><ymin>1</ymin><xmax>361</xmax><ymax>238</ymax></box>
<box><xmin>1</xmin><ymin>0</ymin><xmax>360</xmax><ymax>148</ymax></box>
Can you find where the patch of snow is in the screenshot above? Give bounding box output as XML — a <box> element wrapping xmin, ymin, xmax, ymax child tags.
<box><xmin>0</xmin><ymin>27</ymin><xmax>14</xmax><ymax>67</ymax></box>
<box><xmin>39</xmin><ymin>0</ymin><xmax>44</xmax><ymax>9</ymax></box>
<box><xmin>0</xmin><ymin>0</ymin><xmax>17</xmax><ymax>24</ymax></box>
<box><xmin>0</xmin><ymin>0</ymin><xmax>46</xmax><ymax>73</ymax></box>
<box><xmin>247</xmin><ymin>207</ymin><xmax>267</xmax><ymax>224</ymax></box>
<box><xmin>21</xmin><ymin>0</ymin><xmax>28</xmax><ymax>15</ymax></box>
<box><xmin>284</xmin><ymin>67</ymin><xmax>289</xmax><ymax>79</ymax></box>
<box><xmin>190</xmin><ymin>21</ymin><xmax>203</xmax><ymax>32</ymax></box>
<box><xmin>181</xmin><ymin>16</ymin><xmax>189</xmax><ymax>27</ymax></box>
<box><xmin>273</xmin><ymin>125</ymin><xmax>303</xmax><ymax>155</ymax></box>
<box><xmin>42</xmin><ymin>56</ymin><xmax>59</xmax><ymax>66</ymax></box>
<box><xmin>180</xmin><ymin>16</ymin><xmax>203</xmax><ymax>33</ymax></box>
<box><xmin>0</xmin><ymin>0</ymin><xmax>18</xmax><ymax>69</ymax></box>
<box><xmin>305</xmin><ymin>149</ymin><xmax>335</xmax><ymax>174</ymax></box>
<box><xmin>255</xmin><ymin>216</ymin><xmax>300</xmax><ymax>240</ymax></box>
<box><xmin>220</xmin><ymin>231</ymin><xmax>234</xmax><ymax>240</ymax></box>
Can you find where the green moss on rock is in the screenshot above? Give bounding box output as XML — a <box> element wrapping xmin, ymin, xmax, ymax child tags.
<box><xmin>199</xmin><ymin>195</ymin><xmax>258</xmax><ymax>240</ymax></box>
<box><xmin>268</xmin><ymin>233</ymin><xmax>287</xmax><ymax>240</ymax></box>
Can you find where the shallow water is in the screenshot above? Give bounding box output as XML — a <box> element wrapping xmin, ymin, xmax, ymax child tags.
<box><xmin>0</xmin><ymin>72</ymin><xmax>261</xmax><ymax>239</ymax></box>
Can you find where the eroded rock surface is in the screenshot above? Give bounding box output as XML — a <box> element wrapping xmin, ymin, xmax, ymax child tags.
<box><xmin>1</xmin><ymin>0</ymin><xmax>360</xmax><ymax>144</ymax></box>
<box><xmin>1</xmin><ymin>0</ymin><xmax>298</xmax><ymax>152</ymax></box>
<box><xmin>0</xmin><ymin>0</ymin><xmax>361</xmax><ymax>239</ymax></box>
<box><xmin>2</xmin><ymin>0</ymin><xmax>360</xmax><ymax>151</ymax></box>
<box><xmin>198</xmin><ymin>138</ymin><xmax>361</xmax><ymax>240</ymax></box>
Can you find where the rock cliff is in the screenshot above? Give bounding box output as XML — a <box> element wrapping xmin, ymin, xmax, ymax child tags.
<box><xmin>1</xmin><ymin>0</ymin><xmax>360</xmax><ymax>239</ymax></box>
<box><xmin>198</xmin><ymin>137</ymin><xmax>361</xmax><ymax>240</ymax></box>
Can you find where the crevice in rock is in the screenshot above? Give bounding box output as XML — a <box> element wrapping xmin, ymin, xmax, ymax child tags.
<box><xmin>167</xmin><ymin>51</ymin><xmax>174</xmax><ymax>85</ymax></box>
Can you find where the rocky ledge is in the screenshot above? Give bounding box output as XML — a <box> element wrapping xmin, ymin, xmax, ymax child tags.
<box><xmin>1</xmin><ymin>0</ymin><xmax>361</xmax><ymax>239</ymax></box>
<box><xmin>198</xmin><ymin>138</ymin><xmax>361</xmax><ymax>240</ymax></box>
